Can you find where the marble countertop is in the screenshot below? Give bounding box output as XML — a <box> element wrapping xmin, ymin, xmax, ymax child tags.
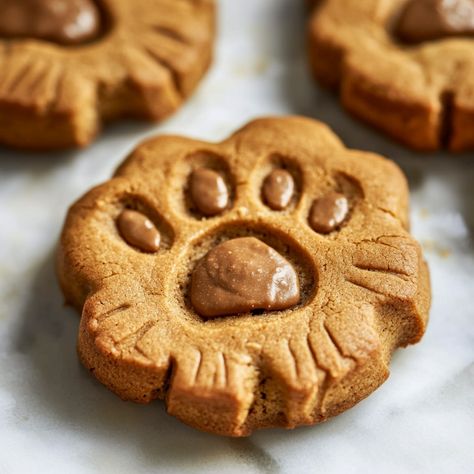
<box><xmin>1</xmin><ymin>1</ymin><xmax>473</xmax><ymax>473</ymax></box>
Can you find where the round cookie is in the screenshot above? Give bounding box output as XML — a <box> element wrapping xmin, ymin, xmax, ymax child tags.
<box><xmin>0</xmin><ymin>0</ymin><xmax>214</xmax><ymax>150</ymax></box>
<box><xmin>57</xmin><ymin>116</ymin><xmax>431</xmax><ymax>436</ymax></box>
<box><xmin>308</xmin><ymin>0</ymin><xmax>474</xmax><ymax>151</ymax></box>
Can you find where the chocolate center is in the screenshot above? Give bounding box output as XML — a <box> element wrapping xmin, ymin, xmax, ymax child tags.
<box><xmin>117</xmin><ymin>210</ymin><xmax>161</xmax><ymax>253</ymax></box>
<box><xmin>396</xmin><ymin>0</ymin><xmax>474</xmax><ymax>43</ymax></box>
<box><xmin>262</xmin><ymin>169</ymin><xmax>295</xmax><ymax>210</ymax></box>
<box><xmin>190</xmin><ymin>237</ymin><xmax>300</xmax><ymax>318</ymax></box>
<box><xmin>0</xmin><ymin>0</ymin><xmax>102</xmax><ymax>45</ymax></box>
<box><xmin>189</xmin><ymin>168</ymin><xmax>229</xmax><ymax>217</ymax></box>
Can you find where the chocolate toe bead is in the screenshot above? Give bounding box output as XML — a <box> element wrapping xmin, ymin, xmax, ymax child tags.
<box><xmin>189</xmin><ymin>168</ymin><xmax>229</xmax><ymax>216</ymax></box>
<box><xmin>117</xmin><ymin>209</ymin><xmax>161</xmax><ymax>253</ymax></box>
<box><xmin>309</xmin><ymin>192</ymin><xmax>349</xmax><ymax>234</ymax></box>
<box><xmin>262</xmin><ymin>169</ymin><xmax>295</xmax><ymax>210</ymax></box>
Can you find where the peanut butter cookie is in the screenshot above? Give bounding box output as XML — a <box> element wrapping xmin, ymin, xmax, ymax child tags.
<box><xmin>0</xmin><ymin>0</ymin><xmax>214</xmax><ymax>150</ymax></box>
<box><xmin>308</xmin><ymin>0</ymin><xmax>474</xmax><ymax>151</ymax></box>
<box><xmin>57</xmin><ymin>116</ymin><xmax>431</xmax><ymax>436</ymax></box>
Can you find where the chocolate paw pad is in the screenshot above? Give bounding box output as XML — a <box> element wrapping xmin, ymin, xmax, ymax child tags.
<box><xmin>191</xmin><ymin>237</ymin><xmax>300</xmax><ymax>318</ymax></box>
<box><xmin>58</xmin><ymin>117</ymin><xmax>431</xmax><ymax>436</ymax></box>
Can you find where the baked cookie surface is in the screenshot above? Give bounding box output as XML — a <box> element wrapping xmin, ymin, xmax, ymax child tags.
<box><xmin>0</xmin><ymin>0</ymin><xmax>214</xmax><ymax>150</ymax></box>
<box><xmin>308</xmin><ymin>0</ymin><xmax>474</xmax><ymax>151</ymax></box>
<box><xmin>57</xmin><ymin>116</ymin><xmax>431</xmax><ymax>436</ymax></box>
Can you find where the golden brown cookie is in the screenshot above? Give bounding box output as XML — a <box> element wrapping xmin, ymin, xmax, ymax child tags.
<box><xmin>57</xmin><ymin>116</ymin><xmax>431</xmax><ymax>436</ymax></box>
<box><xmin>0</xmin><ymin>0</ymin><xmax>214</xmax><ymax>150</ymax></box>
<box><xmin>308</xmin><ymin>0</ymin><xmax>474</xmax><ymax>151</ymax></box>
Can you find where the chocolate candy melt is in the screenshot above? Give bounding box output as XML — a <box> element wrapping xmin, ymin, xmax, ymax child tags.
<box><xmin>309</xmin><ymin>192</ymin><xmax>349</xmax><ymax>234</ymax></box>
<box><xmin>396</xmin><ymin>0</ymin><xmax>474</xmax><ymax>43</ymax></box>
<box><xmin>262</xmin><ymin>169</ymin><xmax>295</xmax><ymax>210</ymax></box>
<box><xmin>117</xmin><ymin>210</ymin><xmax>161</xmax><ymax>253</ymax></box>
<box><xmin>0</xmin><ymin>0</ymin><xmax>101</xmax><ymax>45</ymax></box>
<box><xmin>190</xmin><ymin>168</ymin><xmax>229</xmax><ymax>216</ymax></box>
<box><xmin>191</xmin><ymin>237</ymin><xmax>300</xmax><ymax>318</ymax></box>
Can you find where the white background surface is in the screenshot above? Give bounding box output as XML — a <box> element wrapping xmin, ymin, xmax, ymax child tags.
<box><xmin>0</xmin><ymin>1</ymin><xmax>473</xmax><ymax>473</ymax></box>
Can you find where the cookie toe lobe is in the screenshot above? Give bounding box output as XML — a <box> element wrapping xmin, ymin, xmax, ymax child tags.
<box><xmin>190</xmin><ymin>237</ymin><xmax>300</xmax><ymax>318</ymax></box>
<box><xmin>117</xmin><ymin>210</ymin><xmax>161</xmax><ymax>253</ymax></box>
<box><xmin>189</xmin><ymin>168</ymin><xmax>229</xmax><ymax>217</ymax></box>
<box><xmin>262</xmin><ymin>169</ymin><xmax>295</xmax><ymax>210</ymax></box>
<box><xmin>0</xmin><ymin>0</ymin><xmax>102</xmax><ymax>45</ymax></box>
<box><xmin>309</xmin><ymin>192</ymin><xmax>349</xmax><ymax>234</ymax></box>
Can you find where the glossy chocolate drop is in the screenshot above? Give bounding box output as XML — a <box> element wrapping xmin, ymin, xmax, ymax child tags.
<box><xmin>262</xmin><ymin>169</ymin><xmax>295</xmax><ymax>210</ymax></box>
<box><xmin>117</xmin><ymin>209</ymin><xmax>161</xmax><ymax>253</ymax></box>
<box><xmin>191</xmin><ymin>237</ymin><xmax>300</xmax><ymax>318</ymax></box>
<box><xmin>396</xmin><ymin>0</ymin><xmax>474</xmax><ymax>43</ymax></box>
<box><xmin>0</xmin><ymin>0</ymin><xmax>101</xmax><ymax>45</ymax></box>
<box><xmin>190</xmin><ymin>168</ymin><xmax>229</xmax><ymax>216</ymax></box>
<box><xmin>309</xmin><ymin>192</ymin><xmax>349</xmax><ymax>234</ymax></box>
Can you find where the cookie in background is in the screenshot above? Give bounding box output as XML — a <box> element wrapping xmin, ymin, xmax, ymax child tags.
<box><xmin>308</xmin><ymin>0</ymin><xmax>474</xmax><ymax>151</ymax></box>
<box><xmin>0</xmin><ymin>0</ymin><xmax>215</xmax><ymax>150</ymax></box>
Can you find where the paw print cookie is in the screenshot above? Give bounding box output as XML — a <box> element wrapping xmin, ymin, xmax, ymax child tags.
<box><xmin>57</xmin><ymin>117</ymin><xmax>431</xmax><ymax>436</ymax></box>
<box><xmin>0</xmin><ymin>0</ymin><xmax>214</xmax><ymax>150</ymax></box>
<box><xmin>309</xmin><ymin>0</ymin><xmax>474</xmax><ymax>151</ymax></box>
